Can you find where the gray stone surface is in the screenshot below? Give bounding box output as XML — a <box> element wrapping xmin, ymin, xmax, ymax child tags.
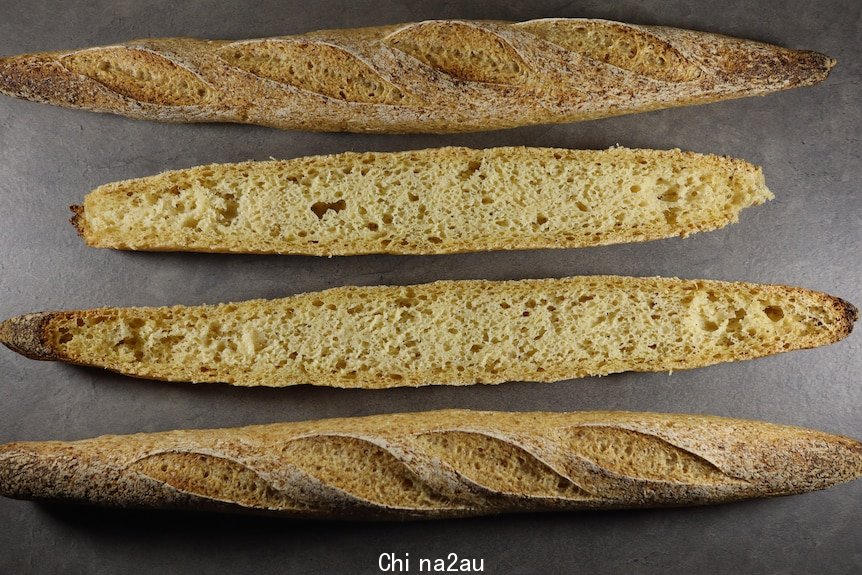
<box><xmin>0</xmin><ymin>1</ymin><xmax>859</xmax><ymax>573</ymax></box>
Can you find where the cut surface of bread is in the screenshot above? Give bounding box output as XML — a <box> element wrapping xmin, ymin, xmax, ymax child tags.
<box><xmin>0</xmin><ymin>277</ymin><xmax>855</xmax><ymax>388</ymax></box>
<box><xmin>0</xmin><ymin>19</ymin><xmax>835</xmax><ymax>133</ymax></box>
<box><xmin>72</xmin><ymin>147</ymin><xmax>773</xmax><ymax>256</ymax></box>
<box><xmin>1</xmin><ymin>410</ymin><xmax>860</xmax><ymax>519</ymax></box>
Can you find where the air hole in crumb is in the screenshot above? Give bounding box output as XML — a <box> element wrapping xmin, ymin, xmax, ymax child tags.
<box><xmin>311</xmin><ymin>200</ymin><xmax>346</xmax><ymax>219</ymax></box>
<box><xmin>659</xmin><ymin>189</ymin><xmax>679</xmax><ymax>202</ymax></box>
<box><xmin>663</xmin><ymin>207</ymin><xmax>679</xmax><ymax>226</ymax></box>
<box><xmin>458</xmin><ymin>160</ymin><xmax>482</xmax><ymax>180</ymax></box>
<box><xmin>764</xmin><ymin>306</ymin><xmax>784</xmax><ymax>321</ymax></box>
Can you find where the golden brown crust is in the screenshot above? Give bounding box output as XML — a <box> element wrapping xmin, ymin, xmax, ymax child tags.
<box><xmin>0</xmin><ymin>19</ymin><xmax>836</xmax><ymax>133</ymax></box>
<box><xmin>1</xmin><ymin>410</ymin><xmax>860</xmax><ymax>519</ymax></box>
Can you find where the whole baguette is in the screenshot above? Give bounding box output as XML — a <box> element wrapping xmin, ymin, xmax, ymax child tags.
<box><xmin>0</xmin><ymin>277</ymin><xmax>855</xmax><ymax>388</ymax></box>
<box><xmin>72</xmin><ymin>147</ymin><xmax>773</xmax><ymax>256</ymax></box>
<box><xmin>0</xmin><ymin>19</ymin><xmax>834</xmax><ymax>133</ymax></box>
<box><xmin>1</xmin><ymin>410</ymin><xmax>860</xmax><ymax>519</ymax></box>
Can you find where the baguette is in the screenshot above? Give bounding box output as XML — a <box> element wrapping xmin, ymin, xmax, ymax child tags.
<box><xmin>1</xmin><ymin>410</ymin><xmax>859</xmax><ymax>519</ymax></box>
<box><xmin>72</xmin><ymin>147</ymin><xmax>773</xmax><ymax>256</ymax></box>
<box><xmin>0</xmin><ymin>19</ymin><xmax>834</xmax><ymax>133</ymax></box>
<box><xmin>0</xmin><ymin>277</ymin><xmax>854</xmax><ymax>388</ymax></box>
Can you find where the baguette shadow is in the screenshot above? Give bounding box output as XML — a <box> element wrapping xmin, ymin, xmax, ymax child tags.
<box><xmin>34</xmin><ymin>497</ymin><xmax>768</xmax><ymax>533</ymax></box>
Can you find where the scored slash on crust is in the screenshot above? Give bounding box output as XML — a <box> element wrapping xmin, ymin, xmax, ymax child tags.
<box><xmin>0</xmin><ymin>19</ymin><xmax>838</xmax><ymax>133</ymax></box>
<box><xmin>0</xmin><ymin>410</ymin><xmax>860</xmax><ymax>518</ymax></box>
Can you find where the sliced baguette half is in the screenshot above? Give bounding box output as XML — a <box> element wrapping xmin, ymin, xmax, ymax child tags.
<box><xmin>0</xmin><ymin>276</ymin><xmax>855</xmax><ymax>388</ymax></box>
<box><xmin>1</xmin><ymin>410</ymin><xmax>860</xmax><ymax>518</ymax></box>
<box><xmin>71</xmin><ymin>147</ymin><xmax>773</xmax><ymax>255</ymax></box>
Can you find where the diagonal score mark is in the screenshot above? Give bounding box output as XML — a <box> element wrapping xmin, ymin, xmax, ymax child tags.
<box><xmin>413</xmin><ymin>430</ymin><xmax>595</xmax><ymax>500</ymax></box>
<box><xmin>216</xmin><ymin>40</ymin><xmax>409</xmax><ymax>104</ymax></box>
<box><xmin>128</xmin><ymin>450</ymin><xmax>302</xmax><ymax>509</ymax></box>
<box><xmin>384</xmin><ymin>21</ymin><xmax>528</xmax><ymax>85</ymax></box>
<box><xmin>517</xmin><ymin>20</ymin><xmax>703</xmax><ymax>82</ymax></box>
<box><xmin>279</xmin><ymin>434</ymin><xmax>455</xmax><ymax>510</ymax></box>
<box><xmin>562</xmin><ymin>425</ymin><xmax>748</xmax><ymax>484</ymax></box>
<box><xmin>61</xmin><ymin>47</ymin><xmax>213</xmax><ymax>105</ymax></box>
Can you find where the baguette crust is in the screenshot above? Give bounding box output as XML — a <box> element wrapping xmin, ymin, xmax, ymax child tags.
<box><xmin>0</xmin><ymin>277</ymin><xmax>855</xmax><ymax>388</ymax></box>
<box><xmin>70</xmin><ymin>147</ymin><xmax>774</xmax><ymax>256</ymax></box>
<box><xmin>0</xmin><ymin>312</ymin><xmax>59</xmax><ymax>361</ymax></box>
<box><xmin>834</xmin><ymin>296</ymin><xmax>860</xmax><ymax>337</ymax></box>
<box><xmin>0</xmin><ymin>19</ymin><xmax>835</xmax><ymax>133</ymax></box>
<box><xmin>1</xmin><ymin>410</ymin><xmax>860</xmax><ymax>519</ymax></box>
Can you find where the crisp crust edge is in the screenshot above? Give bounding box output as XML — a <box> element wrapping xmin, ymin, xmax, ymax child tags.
<box><xmin>0</xmin><ymin>312</ymin><xmax>62</xmax><ymax>361</ymax></box>
<box><xmin>69</xmin><ymin>205</ymin><xmax>86</xmax><ymax>239</ymax></box>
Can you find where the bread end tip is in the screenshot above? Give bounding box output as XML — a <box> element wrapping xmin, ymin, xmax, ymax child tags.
<box><xmin>806</xmin><ymin>50</ymin><xmax>837</xmax><ymax>85</ymax></box>
<box><xmin>851</xmin><ymin>437</ymin><xmax>862</xmax><ymax>476</ymax></box>
<box><xmin>69</xmin><ymin>205</ymin><xmax>86</xmax><ymax>239</ymax></box>
<box><xmin>0</xmin><ymin>53</ymin><xmax>44</xmax><ymax>100</ymax></box>
<box><xmin>0</xmin><ymin>442</ymin><xmax>26</xmax><ymax>498</ymax></box>
<box><xmin>836</xmin><ymin>297</ymin><xmax>858</xmax><ymax>339</ymax></box>
<box><xmin>832</xmin><ymin>435</ymin><xmax>862</xmax><ymax>484</ymax></box>
<box><xmin>0</xmin><ymin>55</ymin><xmax>18</xmax><ymax>98</ymax></box>
<box><xmin>0</xmin><ymin>312</ymin><xmax>61</xmax><ymax>361</ymax></box>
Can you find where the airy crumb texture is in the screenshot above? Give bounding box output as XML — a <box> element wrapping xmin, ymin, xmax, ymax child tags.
<box><xmin>0</xmin><ymin>410</ymin><xmax>860</xmax><ymax>518</ymax></box>
<box><xmin>73</xmin><ymin>147</ymin><xmax>773</xmax><ymax>255</ymax></box>
<box><xmin>0</xmin><ymin>277</ymin><xmax>855</xmax><ymax>388</ymax></box>
<box><xmin>0</xmin><ymin>19</ymin><xmax>835</xmax><ymax>133</ymax></box>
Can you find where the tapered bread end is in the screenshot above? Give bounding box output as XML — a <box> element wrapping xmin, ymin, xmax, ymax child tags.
<box><xmin>0</xmin><ymin>312</ymin><xmax>60</xmax><ymax>361</ymax></box>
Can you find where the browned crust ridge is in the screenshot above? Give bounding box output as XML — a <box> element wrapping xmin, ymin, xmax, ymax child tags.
<box><xmin>0</xmin><ymin>19</ymin><xmax>837</xmax><ymax>133</ymax></box>
<box><xmin>0</xmin><ymin>410</ymin><xmax>860</xmax><ymax>519</ymax></box>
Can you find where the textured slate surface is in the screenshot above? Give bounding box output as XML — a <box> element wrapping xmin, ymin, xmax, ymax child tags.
<box><xmin>0</xmin><ymin>1</ymin><xmax>859</xmax><ymax>573</ymax></box>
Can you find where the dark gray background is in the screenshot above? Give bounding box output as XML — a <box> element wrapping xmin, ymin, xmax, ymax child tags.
<box><xmin>0</xmin><ymin>1</ymin><xmax>859</xmax><ymax>573</ymax></box>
